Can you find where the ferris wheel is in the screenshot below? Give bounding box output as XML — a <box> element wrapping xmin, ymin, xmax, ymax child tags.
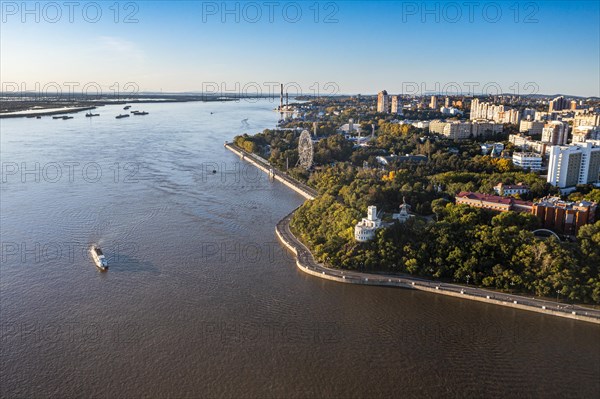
<box><xmin>296</xmin><ymin>129</ymin><xmax>313</xmax><ymax>170</ymax></box>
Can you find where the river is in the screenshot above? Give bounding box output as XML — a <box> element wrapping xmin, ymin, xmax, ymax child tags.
<box><xmin>1</xmin><ymin>99</ymin><xmax>598</xmax><ymax>398</ymax></box>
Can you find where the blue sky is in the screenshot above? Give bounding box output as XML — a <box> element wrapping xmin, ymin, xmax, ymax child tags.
<box><xmin>1</xmin><ymin>1</ymin><xmax>599</xmax><ymax>96</ymax></box>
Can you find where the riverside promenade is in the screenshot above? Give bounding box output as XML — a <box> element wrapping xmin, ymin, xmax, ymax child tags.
<box><xmin>225</xmin><ymin>142</ymin><xmax>317</xmax><ymax>200</ymax></box>
<box><xmin>225</xmin><ymin>142</ymin><xmax>600</xmax><ymax>325</ymax></box>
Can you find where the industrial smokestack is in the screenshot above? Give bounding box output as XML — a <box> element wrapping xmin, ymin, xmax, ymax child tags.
<box><xmin>280</xmin><ymin>84</ymin><xmax>283</xmax><ymax>110</ymax></box>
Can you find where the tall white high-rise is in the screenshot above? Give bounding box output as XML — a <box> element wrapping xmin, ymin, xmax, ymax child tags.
<box><xmin>547</xmin><ymin>142</ymin><xmax>600</xmax><ymax>188</ymax></box>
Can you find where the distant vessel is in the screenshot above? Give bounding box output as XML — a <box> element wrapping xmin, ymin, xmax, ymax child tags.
<box><xmin>124</xmin><ymin>105</ymin><xmax>131</xmax><ymax>110</ymax></box>
<box><xmin>116</xmin><ymin>114</ymin><xmax>130</xmax><ymax>119</ymax></box>
<box><xmin>52</xmin><ymin>116</ymin><xmax>64</xmax><ymax>119</ymax></box>
<box><xmin>36</xmin><ymin>116</ymin><xmax>41</xmax><ymax>119</ymax></box>
<box><xmin>85</xmin><ymin>112</ymin><xmax>100</xmax><ymax>117</ymax></box>
<box><xmin>133</xmin><ymin>111</ymin><xmax>149</xmax><ymax>115</ymax></box>
<box><xmin>61</xmin><ymin>116</ymin><xmax>73</xmax><ymax>120</ymax></box>
<box><xmin>90</xmin><ymin>245</ymin><xmax>108</xmax><ymax>271</ymax></box>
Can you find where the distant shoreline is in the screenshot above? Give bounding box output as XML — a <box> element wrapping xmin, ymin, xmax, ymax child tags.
<box><xmin>0</xmin><ymin>97</ymin><xmax>240</xmax><ymax>118</ymax></box>
<box><xmin>0</xmin><ymin>106</ymin><xmax>97</xmax><ymax>118</ymax></box>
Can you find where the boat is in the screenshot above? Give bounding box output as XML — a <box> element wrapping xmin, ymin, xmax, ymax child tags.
<box><xmin>115</xmin><ymin>114</ymin><xmax>130</xmax><ymax>119</ymax></box>
<box><xmin>133</xmin><ymin>111</ymin><xmax>149</xmax><ymax>115</ymax></box>
<box><xmin>36</xmin><ymin>116</ymin><xmax>41</xmax><ymax>119</ymax></box>
<box><xmin>124</xmin><ymin>105</ymin><xmax>131</xmax><ymax>110</ymax></box>
<box><xmin>85</xmin><ymin>112</ymin><xmax>100</xmax><ymax>117</ymax></box>
<box><xmin>52</xmin><ymin>115</ymin><xmax>64</xmax><ymax>119</ymax></box>
<box><xmin>90</xmin><ymin>245</ymin><xmax>108</xmax><ymax>271</ymax></box>
<box><xmin>62</xmin><ymin>116</ymin><xmax>73</xmax><ymax>120</ymax></box>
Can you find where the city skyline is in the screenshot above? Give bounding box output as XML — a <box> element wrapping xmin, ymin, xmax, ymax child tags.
<box><xmin>1</xmin><ymin>1</ymin><xmax>599</xmax><ymax>97</ymax></box>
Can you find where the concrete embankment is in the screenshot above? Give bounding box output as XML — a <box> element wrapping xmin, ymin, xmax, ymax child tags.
<box><xmin>224</xmin><ymin>143</ymin><xmax>316</xmax><ymax>200</ymax></box>
<box><xmin>275</xmin><ymin>211</ymin><xmax>600</xmax><ymax>325</ymax></box>
<box><xmin>226</xmin><ymin>142</ymin><xmax>600</xmax><ymax>325</ymax></box>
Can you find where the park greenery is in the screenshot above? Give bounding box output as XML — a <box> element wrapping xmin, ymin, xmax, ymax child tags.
<box><xmin>234</xmin><ymin>101</ymin><xmax>600</xmax><ymax>303</ymax></box>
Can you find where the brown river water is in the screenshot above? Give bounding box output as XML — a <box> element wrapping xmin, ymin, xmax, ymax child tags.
<box><xmin>1</xmin><ymin>100</ymin><xmax>598</xmax><ymax>398</ymax></box>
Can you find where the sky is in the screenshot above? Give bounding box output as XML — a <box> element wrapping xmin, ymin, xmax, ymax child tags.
<box><xmin>1</xmin><ymin>1</ymin><xmax>599</xmax><ymax>97</ymax></box>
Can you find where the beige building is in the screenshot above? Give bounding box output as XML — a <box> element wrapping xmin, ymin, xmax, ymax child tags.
<box><xmin>509</xmin><ymin>134</ymin><xmax>550</xmax><ymax>154</ymax></box>
<box><xmin>430</xmin><ymin>96</ymin><xmax>437</xmax><ymax>110</ymax></box>
<box><xmin>548</xmin><ymin>96</ymin><xmax>568</xmax><ymax>112</ymax></box>
<box><xmin>542</xmin><ymin>121</ymin><xmax>569</xmax><ymax>145</ymax></box>
<box><xmin>390</xmin><ymin>95</ymin><xmax>402</xmax><ymax>114</ymax></box>
<box><xmin>377</xmin><ymin>90</ymin><xmax>389</xmax><ymax>113</ymax></box>
<box><xmin>471</xmin><ymin>120</ymin><xmax>503</xmax><ymax>137</ymax></box>
<box><xmin>470</xmin><ymin>99</ymin><xmax>520</xmax><ymax>124</ymax></box>
<box><xmin>519</xmin><ymin>120</ymin><xmax>544</xmax><ymax>136</ymax></box>
<box><xmin>428</xmin><ymin>120</ymin><xmax>448</xmax><ymax>135</ymax></box>
<box><xmin>443</xmin><ymin>121</ymin><xmax>473</xmax><ymax>140</ymax></box>
<box><xmin>574</xmin><ymin>113</ymin><xmax>600</xmax><ymax>127</ymax></box>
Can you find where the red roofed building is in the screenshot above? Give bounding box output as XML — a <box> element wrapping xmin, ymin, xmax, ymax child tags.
<box><xmin>455</xmin><ymin>192</ymin><xmax>598</xmax><ymax>235</ymax></box>
<box><xmin>455</xmin><ymin>192</ymin><xmax>533</xmax><ymax>213</ymax></box>
<box><xmin>532</xmin><ymin>198</ymin><xmax>597</xmax><ymax>235</ymax></box>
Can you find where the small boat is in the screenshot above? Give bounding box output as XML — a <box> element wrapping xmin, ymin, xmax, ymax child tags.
<box><xmin>115</xmin><ymin>114</ymin><xmax>130</xmax><ymax>119</ymax></box>
<box><xmin>133</xmin><ymin>111</ymin><xmax>149</xmax><ymax>115</ymax></box>
<box><xmin>90</xmin><ymin>245</ymin><xmax>108</xmax><ymax>271</ymax></box>
<box><xmin>52</xmin><ymin>115</ymin><xmax>64</xmax><ymax>119</ymax></box>
<box><xmin>62</xmin><ymin>116</ymin><xmax>73</xmax><ymax>120</ymax></box>
<box><xmin>124</xmin><ymin>105</ymin><xmax>131</xmax><ymax>110</ymax></box>
<box><xmin>85</xmin><ymin>112</ymin><xmax>100</xmax><ymax>117</ymax></box>
<box><xmin>36</xmin><ymin>116</ymin><xmax>41</xmax><ymax>119</ymax></box>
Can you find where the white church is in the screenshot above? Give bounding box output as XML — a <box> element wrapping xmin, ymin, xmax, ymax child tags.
<box><xmin>355</xmin><ymin>200</ymin><xmax>414</xmax><ymax>242</ymax></box>
<box><xmin>354</xmin><ymin>206</ymin><xmax>382</xmax><ymax>242</ymax></box>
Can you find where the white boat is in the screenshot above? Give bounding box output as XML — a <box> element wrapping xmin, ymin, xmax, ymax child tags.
<box><xmin>90</xmin><ymin>245</ymin><xmax>108</xmax><ymax>271</ymax></box>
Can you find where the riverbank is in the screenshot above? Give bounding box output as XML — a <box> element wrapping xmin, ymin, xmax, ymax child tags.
<box><xmin>224</xmin><ymin>142</ymin><xmax>317</xmax><ymax>200</ymax></box>
<box><xmin>225</xmin><ymin>143</ymin><xmax>600</xmax><ymax>325</ymax></box>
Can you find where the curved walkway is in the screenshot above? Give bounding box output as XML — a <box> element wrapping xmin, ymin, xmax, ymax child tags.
<box><xmin>225</xmin><ymin>140</ymin><xmax>600</xmax><ymax>325</ymax></box>
<box><xmin>276</xmin><ymin>210</ymin><xmax>600</xmax><ymax>325</ymax></box>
